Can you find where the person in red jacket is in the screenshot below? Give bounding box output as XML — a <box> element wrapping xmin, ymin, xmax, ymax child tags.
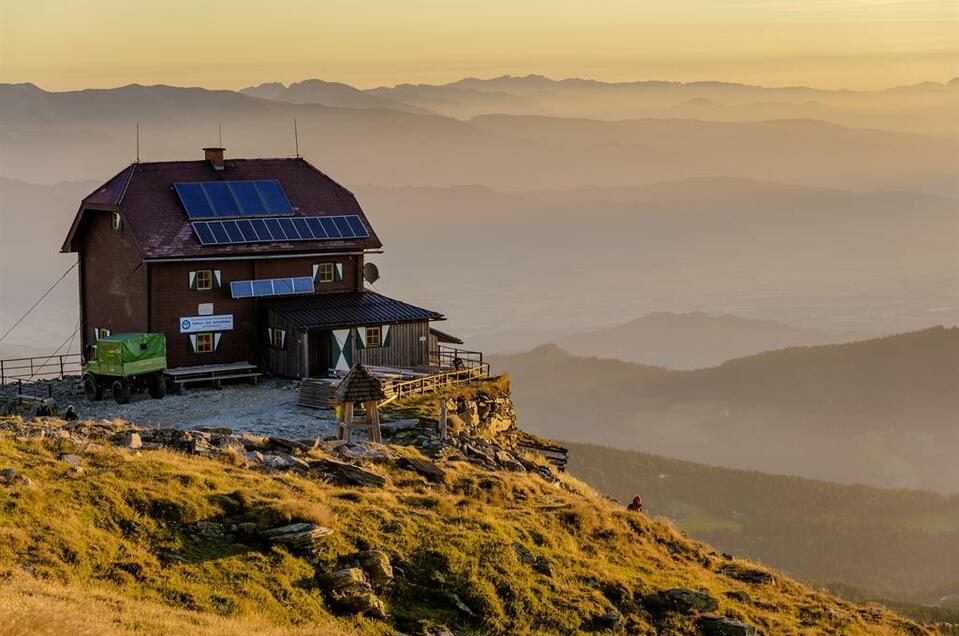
<box><xmin>627</xmin><ymin>495</ymin><xmax>643</xmax><ymax>513</ymax></box>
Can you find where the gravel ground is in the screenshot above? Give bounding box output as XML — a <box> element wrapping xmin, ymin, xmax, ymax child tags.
<box><xmin>59</xmin><ymin>378</ymin><xmax>341</xmax><ymax>440</ymax></box>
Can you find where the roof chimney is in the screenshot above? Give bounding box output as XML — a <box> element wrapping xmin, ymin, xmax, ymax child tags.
<box><xmin>203</xmin><ymin>147</ymin><xmax>225</xmax><ymax>170</ymax></box>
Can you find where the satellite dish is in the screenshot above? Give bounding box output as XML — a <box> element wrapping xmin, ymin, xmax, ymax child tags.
<box><xmin>363</xmin><ymin>262</ymin><xmax>380</xmax><ymax>284</ymax></box>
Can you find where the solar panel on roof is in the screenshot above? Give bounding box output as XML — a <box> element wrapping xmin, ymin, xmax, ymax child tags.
<box><xmin>175</xmin><ymin>183</ymin><xmax>214</xmax><ymax>218</ymax></box>
<box><xmin>228</xmin><ymin>181</ymin><xmax>267</xmax><ymax>215</ymax></box>
<box><xmin>346</xmin><ymin>216</ymin><xmax>368</xmax><ymax>237</ymax></box>
<box><xmin>263</xmin><ymin>218</ymin><xmax>284</xmax><ymax>240</ymax></box>
<box><xmin>305</xmin><ymin>217</ymin><xmax>327</xmax><ymax>238</ymax></box>
<box><xmin>193</xmin><ymin>221</ymin><xmax>216</xmax><ymax>245</ymax></box>
<box><xmin>223</xmin><ymin>220</ymin><xmax>244</xmax><ymax>242</ymax></box>
<box><xmin>190</xmin><ymin>215</ymin><xmax>369</xmax><ymax>246</ymax></box>
<box><xmin>203</xmin><ymin>182</ymin><xmax>240</xmax><ymax>217</ymax></box>
<box><xmin>173</xmin><ymin>180</ymin><xmax>294</xmax><ymax>219</ymax></box>
<box><xmin>255</xmin><ymin>180</ymin><xmax>293</xmax><ymax>214</ymax></box>
<box><xmin>319</xmin><ymin>217</ymin><xmax>340</xmax><ymax>238</ymax></box>
<box><xmin>278</xmin><ymin>218</ymin><xmax>299</xmax><ymax>240</ymax></box>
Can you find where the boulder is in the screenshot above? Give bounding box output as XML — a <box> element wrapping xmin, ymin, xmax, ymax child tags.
<box><xmin>1</xmin><ymin>467</ymin><xmax>15</xmax><ymax>484</ymax></box>
<box><xmin>61</xmin><ymin>454</ymin><xmax>82</xmax><ymax>466</ymax></box>
<box><xmin>331</xmin><ymin>589</ymin><xmax>386</xmax><ymax>619</ymax></box>
<box><xmin>309</xmin><ymin>458</ymin><xmax>387</xmax><ymax>488</ymax></box>
<box><xmin>120</xmin><ymin>432</ymin><xmax>143</xmax><ymax>449</ymax></box>
<box><xmin>316</xmin><ymin>567</ymin><xmax>386</xmax><ymax>618</ymax></box>
<box><xmin>344</xmin><ymin>550</ymin><xmax>393</xmax><ymax>588</ymax></box>
<box><xmin>397</xmin><ymin>457</ymin><xmax>447</xmax><ymax>483</ymax></box>
<box><xmin>700</xmin><ymin>614</ymin><xmax>757</xmax><ymax>636</ymax></box>
<box><xmin>316</xmin><ymin>567</ymin><xmax>368</xmax><ymax>591</ymax></box>
<box><xmin>645</xmin><ymin>588</ymin><xmax>719</xmax><ymax>615</ymax></box>
<box><xmin>260</xmin><ymin>522</ymin><xmax>333</xmax><ymax>549</ymax></box>
<box><xmin>594</xmin><ymin>610</ymin><xmax>623</xmax><ymax>631</ymax></box>
<box><xmin>718</xmin><ymin>564</ymin><xmax>775</xmax><ymax>585</ymax></box>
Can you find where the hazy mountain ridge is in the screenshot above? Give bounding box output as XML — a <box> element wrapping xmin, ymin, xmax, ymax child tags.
<box><xmin>240</xmin><ymin>79</ymin><xmax>433</xmax><ymax>114</ymax></box>
<box><xmin>554</xmin><ymin>312</ymin><xmax>861</xmax><ymax>369</ymax></box>
<box><xmin>1</xmin><ymin>82</ymin><xmax>955</xmax><ymax>197</ymax></box>
<box><xmin>362</xmin><ymin>73</ymin><xmax>959</xmax><ymax>134</ymax></box>
<box><xmin>492</xmin><ymin>327</ymin><xmax>959</xmax><ymax>492</ymax></box>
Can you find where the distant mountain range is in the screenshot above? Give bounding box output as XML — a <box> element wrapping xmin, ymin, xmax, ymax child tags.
<box><xmin>564</xmin><ymin>441</ymin><xmax>959</xmax><ymax>613</ymax></box>
<box><xmin>1</xmin><ymin>82</ymin><xmax>956</xmax><ymax>196</ymax></box>
<box><xmin>491</xmin><ymin>327</ymin><xmax>959</xmax><ymax>493</ymax></box>
<box><xmin>554</xmin><ymin>312</ymin><xmax>863</xmax><ymax>369</ymax></box>
<box><xmin>243</xmin><ymin>74</ymin><xmax>959</xmax><ymax>136</ymax></box>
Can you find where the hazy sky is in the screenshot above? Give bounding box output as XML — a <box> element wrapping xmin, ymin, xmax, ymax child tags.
<box><xmin>1</xmin><ymin>0</ymin><xmax>957</xmax><ymax>90</ymax></box>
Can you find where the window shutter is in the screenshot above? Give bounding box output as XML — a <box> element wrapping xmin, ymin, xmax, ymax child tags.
<box><xmin>214</xmin><ymin>333</ymin><xmax>222</xmax><ymax>352</ymax></box>
<box><xmin>213</xmin><ymin>270</ymin><xmax>222</xmax><ymax>289</ymax></box>
<box><xmin>335</xmin><ymin>263</ymin><xmax>344</xmax><ymax>282</ymax></box>
<box><xmin>382</xmin><ymin>324</ymin><xmax>391</xmax><ymax>347</ymax></box>
<box><xmin>188</xmin><ymin>334</ymin><xmax>197</xmax><ymax>353</ymax></box>
<box><xmin>189</xmin><ymin>271</ymin><xmax>198</xmax><ymax>290</ymax></box>
<box><xmin>312</xmin><ymin>264</ymin><xmax>320</xmax><ymax>283</ymax></box>
<box><xmin>356</xmin><ymin>327</ymin><xmax>366</xmax><ymax>350</ymax></box>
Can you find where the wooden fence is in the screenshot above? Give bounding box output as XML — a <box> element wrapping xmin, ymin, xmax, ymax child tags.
<box><xmin>381</xmin><ymin>363</ymin><xmax>491</xmax><ymax>404</ymax></box>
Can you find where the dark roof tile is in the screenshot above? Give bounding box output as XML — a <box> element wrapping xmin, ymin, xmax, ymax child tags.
<box><xmin>269</xmin><ymin>291</ymin><xmax>443</xmax><ymax>330</ymax></box>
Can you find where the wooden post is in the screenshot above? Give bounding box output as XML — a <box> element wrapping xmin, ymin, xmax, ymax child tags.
<box><xmin>1</xmin><ymin>359</ymin><xmax>4</xmax><ymax>386</ymax></box>
<box><xmin>302</xmin><ymin>330</ymin><xmax>310</xmax><ymax>379</ymax></box>
<box><xmin>59</xmin><ymin>355</ymin><xmax>64</xmax><ymax>379</ymax></box>
<box><xmin>439</xmin><ymin>401</ymin><xmax>448</xmax><ymax>442</ymax></box>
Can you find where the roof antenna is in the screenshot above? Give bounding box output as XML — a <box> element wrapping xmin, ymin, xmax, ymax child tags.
<box><xmin>218</xmin><ymin>122</ymin><xmax>222</xmax><ymax>146</ymax></box>
<box><xmin>136</xmin><ymin>122</ymin><xmax>140</xmax><ymax>163</ymax></box>
<box><xmin>293</xmin><ymin>118</ymin><xmax>300</xmax><ymax>158</ymax></box>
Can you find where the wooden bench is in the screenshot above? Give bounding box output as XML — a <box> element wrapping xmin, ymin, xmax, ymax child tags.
<box><xmin>164</xmin><ymin>363</ymin><xmax>262</xmax><ymax>391</ymax></box>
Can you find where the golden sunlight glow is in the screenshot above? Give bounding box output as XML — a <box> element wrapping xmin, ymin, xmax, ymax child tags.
<box><xmin>1</xmin><ymin>0</ymin><xmax>957</xmax><ymax>90</ymax></box>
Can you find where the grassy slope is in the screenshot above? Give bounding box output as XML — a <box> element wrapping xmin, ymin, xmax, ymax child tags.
<box><xmin>564</xmin><ymin>442</ymin><xmax>959</xmax><ymax>607</ymax></box>
<box><xmin>0</xmin><ymin>419</ymin><xmax>925</xmax><ymax>636</ymax></box>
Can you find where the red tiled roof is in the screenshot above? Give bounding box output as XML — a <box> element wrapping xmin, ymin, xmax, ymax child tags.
<box><xmin>62</xmin><ymin>157</ymin><xmax>382</xmax><ymax>259</ymax></box>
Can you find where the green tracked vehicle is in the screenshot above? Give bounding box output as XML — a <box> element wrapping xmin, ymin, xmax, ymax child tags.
<box><xmin>82</xmin><ymin>333</ymin><xmax>168</xmax><ymax>404</ymax></box>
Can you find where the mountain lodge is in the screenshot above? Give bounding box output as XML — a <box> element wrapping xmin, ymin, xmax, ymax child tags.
<box><xmin>61</xmin><ymin>148</ymin><xmax>457</xmax><ymax>379</ymax></box>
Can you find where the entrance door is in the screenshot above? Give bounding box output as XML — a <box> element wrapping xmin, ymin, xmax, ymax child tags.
<box><xmin>308</xmin><ymin>329</ymin><xmax>331</xmax><ymax>377</ymax></box>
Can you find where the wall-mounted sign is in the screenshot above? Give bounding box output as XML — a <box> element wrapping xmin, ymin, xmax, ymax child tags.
<box><xmin>179</xmin><ymin>314</ymin><xmax>233</xmax><ymax>333</ymax></box>
<box><xmin>197</xmin><ymin>303</ymin><xmax>214</xmax><ymax>316</ymax></box>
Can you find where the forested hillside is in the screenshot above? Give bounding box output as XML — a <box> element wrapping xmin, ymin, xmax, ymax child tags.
<box><xmin>565</xmin><ymin>441</ymin><xmax>959</xmax><ymax>612</ymax></box>
<box><xmin>494</xmin><ymin>327</ymin><xmax>959</xmax><ymax>492</ymax></box>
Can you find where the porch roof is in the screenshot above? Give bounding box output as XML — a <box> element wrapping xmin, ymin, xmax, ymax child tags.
<box><xmin>268</xmin><ymin>290</ymin><xmax>444</xmax><ymax>330</ymax></box>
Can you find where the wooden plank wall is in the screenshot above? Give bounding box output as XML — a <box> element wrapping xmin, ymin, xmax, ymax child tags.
<box><xmin>355</xmin><ymin>321</ymin><xmax>429</xmax><ymax>368</ymax></box>
<box><xmin>264</xmin><ymin>309</ymin><xmax>304</xmax><ymax>378</ymax></box>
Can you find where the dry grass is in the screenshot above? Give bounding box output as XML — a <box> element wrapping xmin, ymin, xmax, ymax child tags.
<box><xmin>0</xmin><ymin>417</ymin><xmax>930</xmax><ymax>635</ymax></box>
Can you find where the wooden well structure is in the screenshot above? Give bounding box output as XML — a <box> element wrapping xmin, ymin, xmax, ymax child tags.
<box><xmin>333</xmin><ymin>364</ymin><xmax>386</xmax><ymax>443</ymax></box>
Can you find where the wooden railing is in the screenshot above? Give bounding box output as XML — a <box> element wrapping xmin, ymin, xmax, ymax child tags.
<box><xmin>381</xmin><ymin>362</ymin><xmax>491</xmax><ymax>404</ymax></box>
<box><xmin>0</xmin><ymin>354</ymin><xmax>83</xmax><ymax>386</ymax></box>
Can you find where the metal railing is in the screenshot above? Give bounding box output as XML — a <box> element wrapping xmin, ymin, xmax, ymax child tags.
<box><xmin>0</xmin><ymin>354</ymin><xmax>83</xmax><ymax>386</ymax></box>
<box><xmin>429</xmin><ymin>345</ymin><xmax>484</xmax><ymax>370</ymax></box>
